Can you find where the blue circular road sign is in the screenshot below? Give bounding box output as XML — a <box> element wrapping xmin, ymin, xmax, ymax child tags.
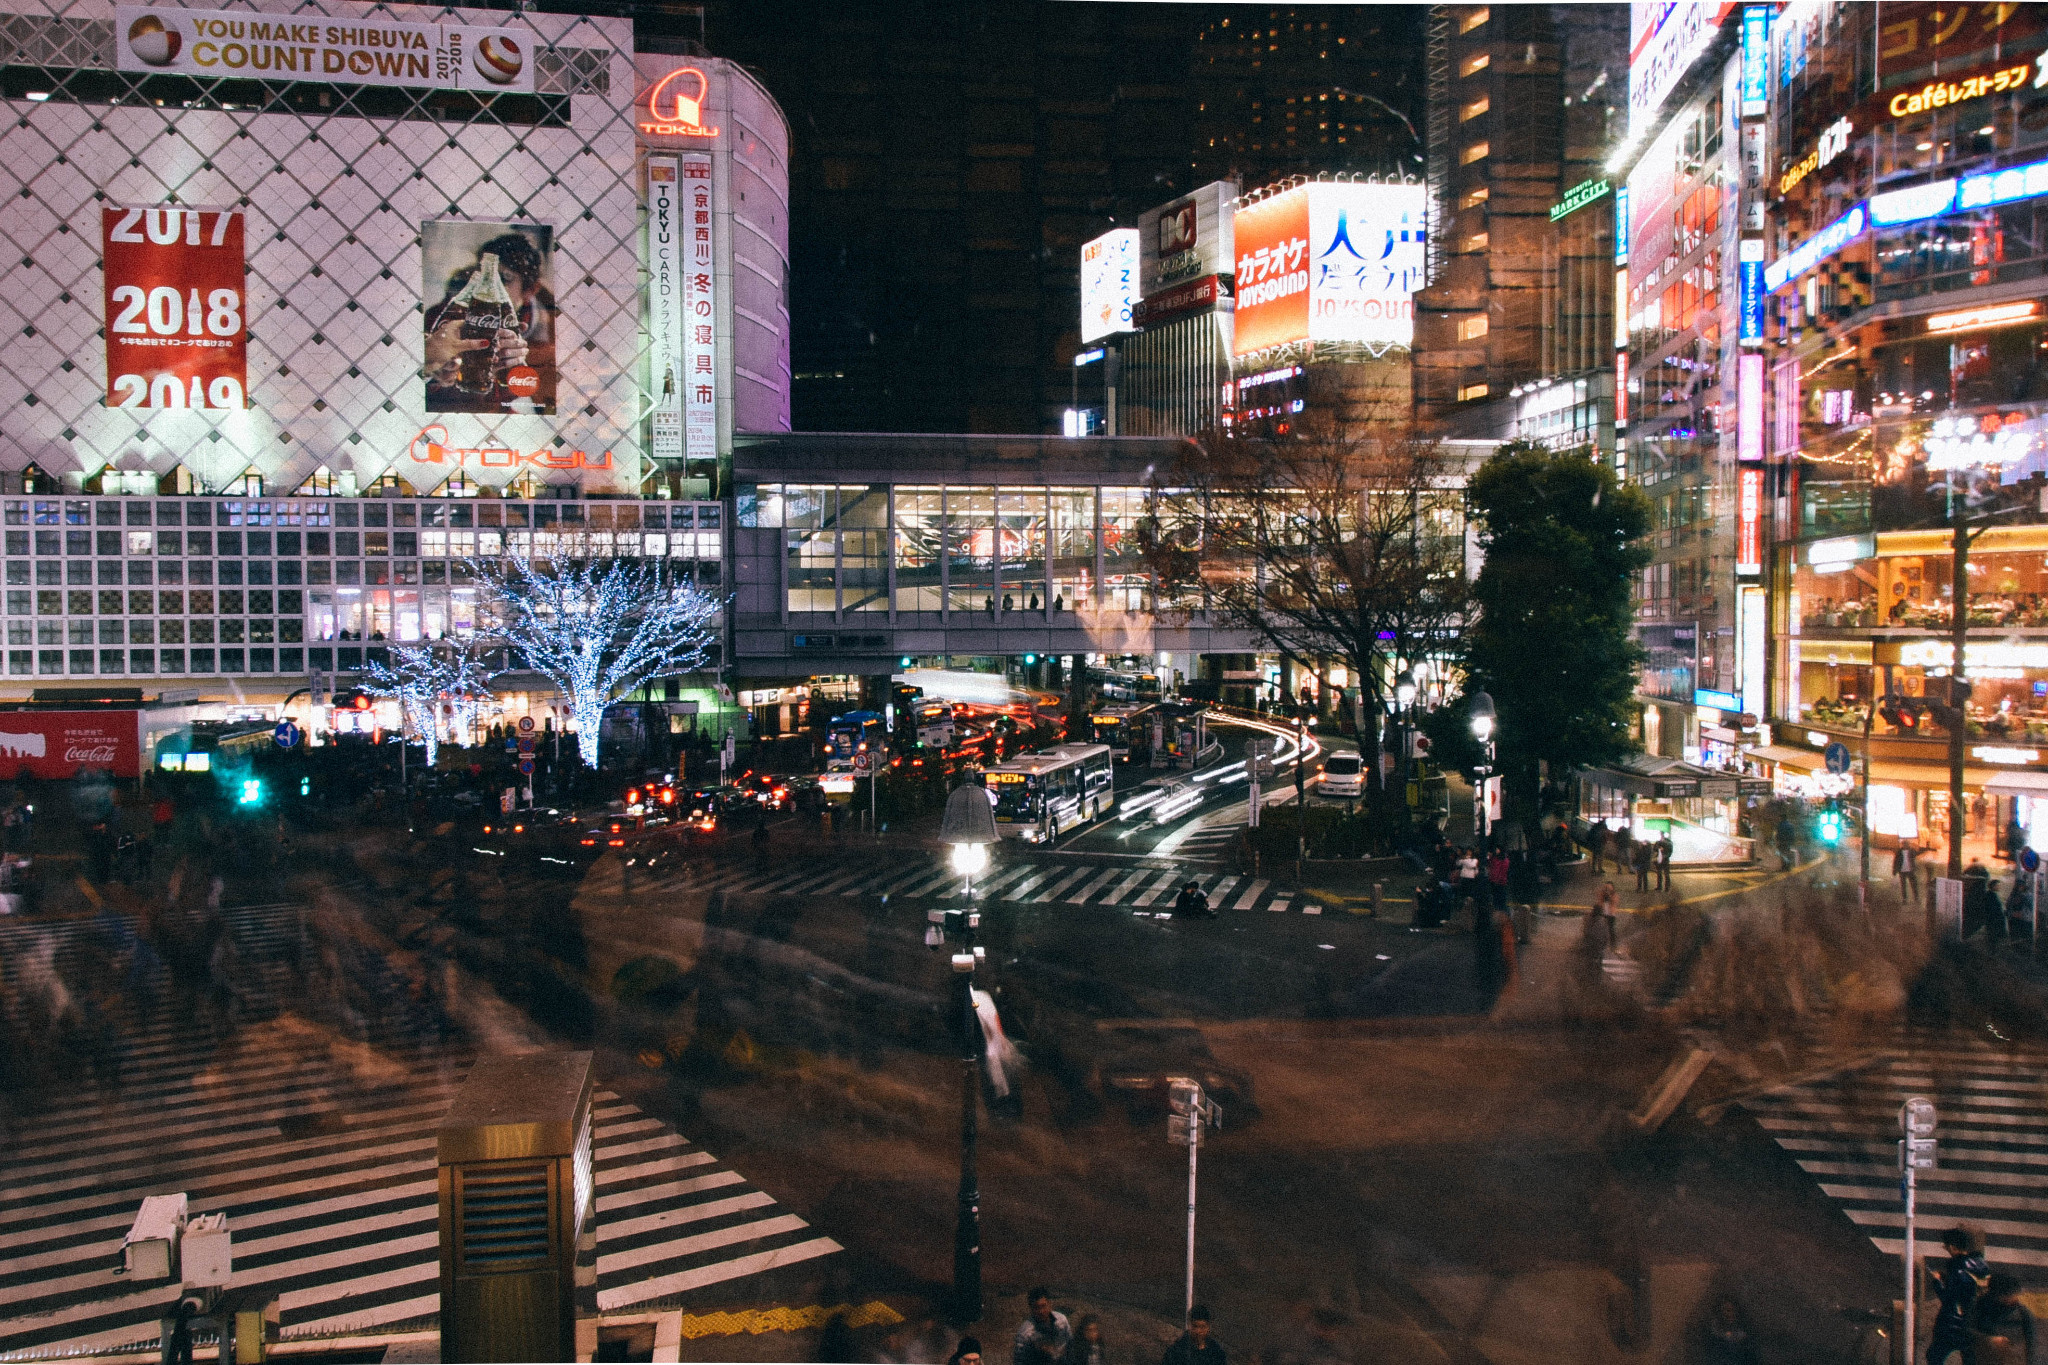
<box><xmin>2024</xmin><ymin>847</ymin><xmax>2040</xmax><ymax>873</ymax></box>
<box><xmin>274</xmin><ymin>720</ymin><xmax>300</xmax><ymax>749</ymax></box>
<box><xmin>1823</xmin><ymin>742</ymin><xmax>1852</xmax><ymax>775</ymax></box>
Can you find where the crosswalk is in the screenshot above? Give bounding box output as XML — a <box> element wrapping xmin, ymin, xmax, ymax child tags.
<box><xmin>1743</xmin><ymin>1034</ymin><xmax>2048</xmax><ymax>1271</ymax></box>
<box><xmin>0</xmin><ymin>906</ymin><xmax>837</xmax><ymax>1355</ymax></box>
<box><xmin>639</xmin><ymin>853</ymin><xmax>1330</xmax><ymax>915</ymax></box>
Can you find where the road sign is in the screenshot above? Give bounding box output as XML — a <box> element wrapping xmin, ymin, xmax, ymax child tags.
<box><xmin>518</xmin><ymin>716</ymin><xmax>535</xmax><ymax>734</ymax></box>
<box><xmin>518</xmin><ymin>757</ymin><xmax>535</xmax><ymax>776</ymax></box>
<box><xmin>273</xmin><ymin>720</ymin><xmax>299</xmax><ymax>749</ymax></box>
<box><xmin>517</xmin><ymin>735</ymin><xmax>537</xmax><ymax>753</ymax></box>
<box><xmin>2023</xmin><ymin>847</ymin><xmax>2040</xmax><ymax>873</ymax></box>
<box><xmin>1902</xmin><ymin>1096</ymin><xmax>1937</xmax><ymax>1137</ymax></box>
<box><xmin>852</xmin><ymin>754</ymin><xmax>874</xmax><ymax>778</ymax></box>
<box><xmin>1167</xmin><ymin>1118</ymin><xmax>1205</xmax><ymax>1146</ymax></box>
<box><xmin>1902</xmin><ymin>1137</ymin><xmax>1938</xmax><ymax>1169</ymax></box>
<box><xmin>1823</xmin><ymin>741</ymin><xmax>1852</xmax><ymax>774</ymax></box>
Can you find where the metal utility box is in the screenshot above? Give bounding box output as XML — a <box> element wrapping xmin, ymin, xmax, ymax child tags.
<box><xmin>181</xmin><ymin>1212</ymin><xmax>232</xmax><ymax>1289</ymax></box>
<box><xmin>437</xmin><ymin>1053</ymin><xmax>595</xmax><ymax>1365</ymax></box>
<box><xmin>124</xmin><ymin>1193</ymin><xmax>187</xmax><ymax>1280</ymax></box>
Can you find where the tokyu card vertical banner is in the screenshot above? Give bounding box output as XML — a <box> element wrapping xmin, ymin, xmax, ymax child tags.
<box><xmin>646</xmin><ymin>156</ymin><xmax>684</xmax><ymax>461</ymax></box>
<box><xmin>102</xmin><ymin>205</ymin><xmax>247</xmax><ymax>411</ymax></box>
<box><xmin>681</xmin><ymin>156</ymin><xmax>716</xmax><ymax>461</ymax></box>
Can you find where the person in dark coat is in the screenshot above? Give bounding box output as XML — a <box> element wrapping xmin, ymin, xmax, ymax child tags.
<box><xmin>1697</xmin><ymin>1296</ymin><xmax>1760</xmax><ymax>1365</ymax></box>
<box><xmin>1162</xmin><ymin>1305</ymin><xmax>1224</xmax><ymax>1365</ymax></box>
<box><xmin>1972</xmin><ymin>1272</ymin><xmax>2037</xmax><ymax>1365</ymax></box>
<box><xmin>1927</xmin><ymin>1225</ymin><xmax>1991</xmax><ymax>1365</ymax></box>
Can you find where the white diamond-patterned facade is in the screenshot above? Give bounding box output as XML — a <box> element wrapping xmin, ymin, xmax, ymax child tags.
<box><xmin>0</xmin><ymin>0</ymin><xmax>789</xmax><ymax>500</ymax></box>
<box><xmin>0</xmin><ymin>0</ymin><xmax>789</xmax><ymax>691</ymax></box>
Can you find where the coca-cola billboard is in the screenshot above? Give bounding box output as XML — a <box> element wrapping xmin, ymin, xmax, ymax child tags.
<box><xmin>0</xmin><ymin>712</ymin><xmax>144</xmax><ymax>780</ymax></box>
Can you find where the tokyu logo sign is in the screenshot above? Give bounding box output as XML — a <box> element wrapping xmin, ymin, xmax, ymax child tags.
<box><xmin>406</xmin><ymin>425</ymin><xmax>613</xmax><ymax>471</ymax></box>
<box><xmin>641</xmin><ymin>66</ymin><xmax>719</xmax><ymax>137</ymax></box>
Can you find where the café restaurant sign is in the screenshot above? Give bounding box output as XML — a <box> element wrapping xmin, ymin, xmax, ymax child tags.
<box><xmin>406</xmin><ymin>425</ymin><xmax>613</xmax><ymax>471</ymax></box>
<box><xmin>1884</xmin><ymin>51</ymin><xmax>2046</xmax><ymax>118</ymax></box>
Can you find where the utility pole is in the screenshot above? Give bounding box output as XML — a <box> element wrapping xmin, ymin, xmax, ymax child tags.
<box><xmin>927</xmin><ymin>906</ymin><xmax>987</xmax><ymax>1326</ymax></box>
<box><xmin>1167</xmin><ymin>1078</ymin><xmax>1222</xmax><ymax>1321</ymax></box>
<box><xmin>1901</xmin><ymin>1097</ymin><xmax>1938</xmax><ymax>1359</ymax></box>
<box><xmin>1293</xmin><ymin>714</ymin><xmax>1307</xmax><ymax>883</ymax></box>
<box><xmin>1948</xmin><ymin>521</ymin><xmax>1969</xmax><ymax>881</ymax></box>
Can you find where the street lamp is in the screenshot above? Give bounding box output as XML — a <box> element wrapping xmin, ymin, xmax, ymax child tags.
<box><xmin>1469</xmin><ymin>690</ymin><xmax>1497</xmax><ymax>842</ymax></box>
<box><xmin>941</xmin><ymin>783</ymin><xmax>998</xmax><ymax>900</ymax></box>
<box><xmin>934</xmin><ymin>783</ymin><xmax>999</xmax><ymax>1326</ymax></box>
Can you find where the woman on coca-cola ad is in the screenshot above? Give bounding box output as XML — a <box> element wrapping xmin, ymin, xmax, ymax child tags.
<box><xmin>421</xmin><ymin>222</ymin><xmax>558</xmax><ymax>415</ymax></box>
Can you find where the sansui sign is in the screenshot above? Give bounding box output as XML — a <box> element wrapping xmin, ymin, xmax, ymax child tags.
<box><xmin>1080</xmin><ymin>228</ymin><xmax>1139</xmax><ymax>343</ymax></box>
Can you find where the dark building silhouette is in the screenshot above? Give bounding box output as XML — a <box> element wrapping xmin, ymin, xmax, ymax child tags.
<box><xmin>685</xmin><ymin>2</ymin><xmax>1423</xmax><ymax>436</ymax></box>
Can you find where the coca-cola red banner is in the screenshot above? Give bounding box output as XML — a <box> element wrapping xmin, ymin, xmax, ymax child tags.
<box><xmin>0</xmin><ymin>711</ymin><xmax>143</xmax><ymax>779</ymax></box>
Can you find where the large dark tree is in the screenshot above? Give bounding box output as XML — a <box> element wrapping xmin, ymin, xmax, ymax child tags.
<box><xmin>1457</xmin><ymin>441</ymin><xmax>1653</xmax><ymax>807</ymax></box>
<box><xmin>1157</xmin><ymin>403</ymin><xmax>1470</xmax><ymax>793</ymax></box>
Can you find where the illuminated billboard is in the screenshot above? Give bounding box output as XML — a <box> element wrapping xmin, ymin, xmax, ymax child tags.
<box><xmin>1231</xmin><ymin>182</ymin><xmax>1428</xmax><ymax>358</ymax></box>
<box><xmin>1080</xmin><ymin>228</ymin><xmax>1140</xmax><ymax>344</ymax></box>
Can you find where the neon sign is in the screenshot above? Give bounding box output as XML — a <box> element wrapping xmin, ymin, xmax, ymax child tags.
<box><xmin>640</xmin><ymin>66</ymin><xmax>718</xmax><ymax>138</ymax></box>
<box><xmin>406</xmin><ymin>425</ymin><xmax>614</xmax><ymax>471</ymax></box>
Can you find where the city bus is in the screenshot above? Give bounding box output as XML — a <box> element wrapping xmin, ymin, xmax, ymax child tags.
<box><xmin>985</xmin><ymin>743</ymin><xmax>1115</xmax><ymax>843</ymax></box>
<box><xmin>1089</xmin><ymin>702</ymin><xmax>1158</xmax><ymax>761</ymax></box>
<box><xmin>824</xmin><ymin>710</ymin><xmax>886</xmax><ymax>769</ymax></box>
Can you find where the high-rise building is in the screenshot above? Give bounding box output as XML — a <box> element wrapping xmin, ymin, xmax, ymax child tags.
<box><xmin>1188</xmin><ymin>6</ymin><xmax>1425</xmax><ymax>187</ymax></box>
<box><xmin>698</xmin><ymin>1</ymin><xmax>1200</xmax><ymax>436</ymax></box>
<box><xmin>1413</xmin><ymin>3</ymin><xmax>1627</xmax><ymax>420</ymax></box>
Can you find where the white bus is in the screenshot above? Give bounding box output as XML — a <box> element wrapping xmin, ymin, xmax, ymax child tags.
<box><xmin>986</xmin><ymin>743</ymin><xmax>1115</xmax><ymax>842</ymax></box>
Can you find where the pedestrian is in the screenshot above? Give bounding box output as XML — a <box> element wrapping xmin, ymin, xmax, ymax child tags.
<box><xmin>1590</xmin><ymin>819</ymin><xmax>1610</xmax><ymax>873</ymax></box>
<box><xmin>1508</xmin><ymin>852</ymin><xmax>1540</xmax><ymax>944</ymax></box>
<box><xmin>985</xmin><ymin>596</ymin><xmax>996</xmax><ymax>619</ymax></box>
<box><xmin>2007</xmin><ymin>813</ymin><xmax>2029</xmax><ymax>863</ymax></box>
<box><xmin>1454</xmin><ymin>846</ymin><xmax>1480</xmax><ymax>898</ymax></box>
<box><xmin>1585</xmin><ymin>882</ymin><xmax>1619</xmax><ymax>956</ymax></box>
<box><xmin>1175</xmin><ymin>880</ymin><xmax>1212</xmax><ymax>919</ymax></box>
<box><xmin>1003</xmin><ymin>594</ymin><xmax>1015</xmax><ymax>614</ymax></box>
<box><xmin>1655</xmin><ymin>832</ymin><xmax>1674</xmax><ymax>891</ymax></box>
<box><xmin>1896</xmin><ymin>840</ymin><xmax>1922</xmax><ymax>902</ymax></box>
<box><xmin>1068</xmin><ymin>1316</ymin><xmax>1105</xmax><ymax>1365</ymax></box>
<box><xmin>1926</xmin><ymin>1225</ymin><xmax>1990</xmax><ymax>1365</ymax></box>
<box><xmin>1486</xmin><ymin>848</ymin><xmax>1510</xmax><ymax>917</ymax></box>
<box><xmin>1970</xmin><ymin>1272</ymin><xmax>2037</xmax><ymax>1365</ymax></box>
<box><xmin>1162</xmin><ymin>1305</ymin><xmax>1224</xmax><ymax>1365</ymax></box>
<box><xmin>1631</xmin><ymin>837</ymin><xmax>1652</xmax><ymax>893</ymax></box>
<box><xmin>949</xmin><ymin>1337</ymin><xmax>984</xmax><ymax>1365</ymax></box>
<box><xmin>1013</xmin><ymin>1288</ymin><xmax>1071</xmax><ymax>1365</ymax></box>
<box><xmin>1697</xmin><ymin>1296</ymin><xmax>1760</xmax><ymax>1365</ymax></box>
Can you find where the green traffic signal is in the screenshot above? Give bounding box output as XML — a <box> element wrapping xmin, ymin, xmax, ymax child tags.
<box><xmin>1817</xmin><ymin>806</ymin><xmax>1843</xmax><ymax>845</ymax></box>
<box><xmin>239</xmin><ymin>778</ymin><xmax>263</xmax><ymax>806</ymax></box>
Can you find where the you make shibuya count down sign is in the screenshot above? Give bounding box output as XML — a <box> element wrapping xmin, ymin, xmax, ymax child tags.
<box><xmin>114</xmin><ymin>6</ymin><xmax>535</xmax><ymax>93</ymax></box>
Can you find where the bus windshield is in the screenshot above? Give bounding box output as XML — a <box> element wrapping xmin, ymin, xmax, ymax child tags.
<box><xmin>990</xmin><ymin>774</ymin><xmax>1038</xmax><ymax>819</ymax></box>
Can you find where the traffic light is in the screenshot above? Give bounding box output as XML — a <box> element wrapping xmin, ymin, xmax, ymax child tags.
<box><xmin>1881</xmin><ymin>697</ymin><xmax>1924</xmax><ymax>732</ymax></box>
<box><xmin>298</xmin><ymin>776</ymin><xmax>311</xmax><ymax>797</ymax></box>
<box><xmin>1817</xmin><ymin>801</ymin><xmax>1844</xmax><ymax>845</ymax></box>
<box><xmin>238</xmin><ymin>778</ymin><xmax>263</xmax><ymax>806</ymax></box>
<box><xmin>1023</xmin><ymin>654</ymin><xmax>1038</xmax><ymax>665</ymax></box>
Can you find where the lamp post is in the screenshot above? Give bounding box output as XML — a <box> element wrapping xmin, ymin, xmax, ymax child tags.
<box><xmin>936</xmin><ymin>783</ymin><xmax>999</xmax><ymax>1326</ymax></box>
<box><xmin>1394</xmin><ymin>668</ymin><xmax>1417</xmax><ymax>810</ymax></box>
<box><xmin>1469</xmin><ymin>690</ymin><xmax>1497</xmax><ymax>845</ymax></box>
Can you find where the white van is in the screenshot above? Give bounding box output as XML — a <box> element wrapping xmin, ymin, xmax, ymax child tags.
<box><xmin>1318</xmin><ymin>751</ymin><xmax>1365</xmax><ymax>799</ymax></box>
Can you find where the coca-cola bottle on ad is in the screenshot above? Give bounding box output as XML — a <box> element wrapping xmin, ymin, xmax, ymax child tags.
<box><xmin>429</xmin><ymin>252</ymin><xmax>519</xmax><ymax>399</ymax></box>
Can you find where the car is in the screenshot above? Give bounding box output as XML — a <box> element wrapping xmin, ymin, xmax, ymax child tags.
<box><xmin>733</xmin><ymin>770</ymin><xmax>793</xmax><ymax>811</ymax></box>
<box><xmin>1093</xmin><ymin>1025</ymin><xmax>1255</xmax><ymax>1123</ymax></box>
<box><xmin>1317</xmin><ymin>751</ymin><xmax>1365</xmax><ymax>799</ymax></box>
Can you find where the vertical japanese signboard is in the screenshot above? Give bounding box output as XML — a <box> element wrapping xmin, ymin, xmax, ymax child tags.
<box><xmin>1231</xmin><ymin>189</ymin><xmax>1311</xmax><ymax>357</ymax></box>
<box><xmin>1738</xmin><ymin>350</ymin><xmax>1765</xmax><ymax>461</ymax></box>
<box><xmin>645</xmin><ymin>156</ymin><xmax>683</xmax><ymax>462</ymax></box>
<box><xmin>681</xmin><ymin>156</ymin><xmax>715</xmax><ymax>462</ymax></box>
<box><xmin>102</xmin><ymin>206</ymin><xmax>247</xmax><ymax>411</ymax></box>
<box><xmin>1739</xmin><ymin>6</ymin><xmax>1772</xmax><ymax>116</ymax></box>
<box><xmin>1735</xmin><ymin>462</ymin><xmax>1764</xmax><ymax>576</ymax></box>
